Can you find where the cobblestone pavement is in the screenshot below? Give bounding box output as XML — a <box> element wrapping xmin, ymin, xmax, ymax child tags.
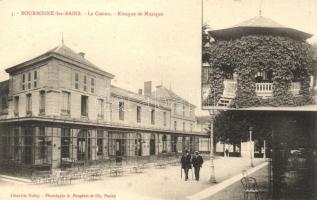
<box><xmin>0</xmin><ymin>157</ymin><xmax>265</xmax><ymax>200</ymax></box>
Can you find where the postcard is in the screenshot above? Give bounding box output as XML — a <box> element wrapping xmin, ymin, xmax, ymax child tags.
<box><xmin>0</xmin><ymin>0</ymin><xmax>317</xmax><ymax>200</ymax></box>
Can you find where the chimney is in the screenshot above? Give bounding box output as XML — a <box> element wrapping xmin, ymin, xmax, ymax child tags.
<box><xmin>138</xmin><ymin>89</ymin><xmax>143</xmax><ymax>95</ymax></box>
<box><xmin>78</xmin><ymin>52</ymin><xmax>85</xmax><ymax>58</ymax></box>
<box><xmin>144</xmin><ymin>81</ymin><xmax>152</xmax><ymax>97</ymax></box>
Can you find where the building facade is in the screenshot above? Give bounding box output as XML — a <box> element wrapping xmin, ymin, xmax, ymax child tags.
<box><xmin>0</xmin><ymin>44</ymin><xmax>209</xmax><ymax>175</ymax></box>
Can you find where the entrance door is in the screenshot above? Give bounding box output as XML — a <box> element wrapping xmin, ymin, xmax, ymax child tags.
<box><xmin>190</xmin><ymin>137</ymin><xmax>194</xmax><ymax>152</ymax></box>
<box><xmin>61</xmin><ymin>128</ymin><xmax>70</xmax><ymax>159</ymax></box>
<box><xmin>116</xmin><ymin>139</ymin><xmax>122</xmax><ymax>156</ymax></box>
<box><xmin>77</xmin><ymin>130</ymin><xmax>91</xmax><ymax>162</ymax></box>
<box><xmin>115</xmin><ymin>139</ymin><xmax>123</xmax><ymax>163</ymax></box>
<box><xmin>23</xmin><ymin>127</ymin><xmax>33</xmax><ymax>165</ymax></box>
<box><xmin>135</xmin><ymin>133</ymin><xmax>142</xmax><ymax>156</ymax></box>
<box><xmin>172</xmin><ymin>136</ymin><xmax>178</xmax><ymax>152</ymax></box>
<box><xmin>150</xmin><ymin>134</ymin><xmax>155</xmax><ymax>155</ymax></box>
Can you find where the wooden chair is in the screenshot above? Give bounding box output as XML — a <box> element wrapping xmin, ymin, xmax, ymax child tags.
<box><xmin>84</xmin><ymin>168</ymin><xmax>103</xmax><ymax>181</ymax></box>
<box><xmin>31</xmin><ymin>171</ymin><xmax>51</xmax><ymax>184</ymax></box>
<box><xmin>110</xmin><ymin>166</ymin><xmax>123</xmax><ymax>176</ymax></box>
<box><xmin>55</xmin><ymin>171</ymin><xmax>72</xmax><ymax>185</ymax></box>
<box><xmin>241</xmin><ymin>176</ymin><xmax>261</xmax><ymax>200</ymax></box>
<box><xmin>68</xmin><ymin>167</ymin><xmax>83</xmax><ymax>180</ymax></box>
<box><xmin>110</xmin><ymin>162</ymin><xmax>124</xmax><ymax>177</ymax></box>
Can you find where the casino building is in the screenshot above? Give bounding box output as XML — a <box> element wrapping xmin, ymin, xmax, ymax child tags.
<box><xmin>0</xmin><ymin>44</ymin><xmax>209</xmax><ymax>175</ymax></box>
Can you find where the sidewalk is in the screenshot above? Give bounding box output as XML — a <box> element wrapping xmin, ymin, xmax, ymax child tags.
<box><xmin>0</xmin><ymin>157</ymin><xmax>266</xmax><ymax>200</ymax></box>
<box><xmin>199</xmin><ymin>162</ymin><xmax>270</xmax><ymax>200</ymax></box>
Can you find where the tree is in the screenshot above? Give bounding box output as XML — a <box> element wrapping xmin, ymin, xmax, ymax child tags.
<box><xmin>213</xmin><ymin>111</ymin><xmax>273</xmax><ymax>152</ymax></box>
<box><xmin>202</xmin><ymin>23</ymin><xmax>211</xmax><ymax>63</ymax></box>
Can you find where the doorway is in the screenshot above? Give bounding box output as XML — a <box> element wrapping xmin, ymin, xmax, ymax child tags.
<box><xmin>77</xmin><ymin>130</ymin><xmax>91</xmax><ymax>162</ymax></box>
<box><xmin>135</xmin><ymin>133</ymin><xmax>142</xmax><ymax>156</ymax></box>
<box><xmin>23</xmin><ymin>127</ymin><xmax>33</xmax><ymax>165</ymax></box>
<box><xmin>150</xmin><ymin>134</ymin><xmax>156</xmax><ymax>155</ymax></box>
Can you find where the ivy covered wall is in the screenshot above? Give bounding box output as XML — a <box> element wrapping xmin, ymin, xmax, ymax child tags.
<box><xmin>205</xmin><ymin>35</ymin><xmax>315</xmax><ymax>107</ymax></box>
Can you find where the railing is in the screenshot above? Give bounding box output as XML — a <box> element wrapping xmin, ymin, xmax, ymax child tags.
<box><xmin>255</xmin><ymin>82</ymin><xmax>301</xmax><ymax>98</ymax></box>
<box><xmin>223</xmin><ymin>79</ymin><xmax>237</xmax><ymax>98</ymax></box>
<box><xmin>255</xmin><ymin>83</ymin><xmax>273</xmax><ymax>98</ymax></box>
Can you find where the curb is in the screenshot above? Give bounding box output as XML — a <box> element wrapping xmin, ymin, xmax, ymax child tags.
<box><xmin>186</xmin><ymin>162</ymin><xmax>268</xmax><ymax>200</ymax></box>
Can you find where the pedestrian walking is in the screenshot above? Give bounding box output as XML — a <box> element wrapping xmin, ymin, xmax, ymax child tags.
<box><xmin>180</xmin><ymin>150</ymin><xmax>192</xmax><ymax>181</ymax></box>
<box><xmin>192</xmin><ymin>151</ymin><xmax>204</xmax><ymax>181</ymax></box>
<box><xmin>225</xmin><ymin>148</ymin><xmax>229</xmax><ymax>157</ymax></box>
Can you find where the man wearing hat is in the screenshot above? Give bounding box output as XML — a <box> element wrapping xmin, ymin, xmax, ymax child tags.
<box><xmin>192</xmin><ymin>151</ymin><xmax>204</xmax><ymax>181</ymax></box>
<box><xmin>180</xmin><ymin>150</ymin><xmax>192</xmax><ymax>181</ymax></box>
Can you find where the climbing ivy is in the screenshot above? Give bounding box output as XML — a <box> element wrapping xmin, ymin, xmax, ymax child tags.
<box><xmin>205</xmin><ymin>35</ymin><xmax>315</xmax><ymax>107</ymax></box>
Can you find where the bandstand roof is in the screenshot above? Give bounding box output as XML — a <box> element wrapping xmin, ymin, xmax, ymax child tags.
<box><xmin>209</xmin><ymin>15</ymin><xmax>312</xmax><ymax>41</ymax></box>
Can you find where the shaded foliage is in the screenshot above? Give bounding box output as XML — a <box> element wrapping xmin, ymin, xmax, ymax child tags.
<box><xmin>213</xmin><ymin>111</ymin><xmax>272</xmax><ymax>147</ymax></box>
<box><xmin>202</xmin><ymin>24</ymin><xmax>211</xmax><ymax>63</ymax></box>
<box><xmin>205</xmin><ymin>35</ymin><xmax>315</xmax><ymax>107</ymax></box>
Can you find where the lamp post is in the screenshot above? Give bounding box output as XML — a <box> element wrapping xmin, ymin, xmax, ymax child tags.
<box><xmin>263</xmin><ymin>139</ymin><xmax>266</xmax><ymax>160</ymax></box>
<box><xmin>208</xmin><ymin>109</ymin><xmax>216</xmax><ymax>183</ymax></box>
<box><xmin>249</xmin><ymin>127</ymin><xmax>254</xmax><ymax>167</ymax></box>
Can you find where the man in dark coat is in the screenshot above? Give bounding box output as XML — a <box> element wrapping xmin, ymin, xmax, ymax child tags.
<box><xmin>180</xmin><ymin>150</ymin><xmax>192</xmax><ymax>181</ymax></box>
<box><xmin>192</xmin><ymin>151</ymin><xmax>204</xmax><ymax>181</ymax></box>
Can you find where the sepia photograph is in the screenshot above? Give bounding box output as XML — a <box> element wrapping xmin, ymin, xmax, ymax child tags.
<box><xmin>0</xmin><ymin>0</ymin><xmax>316</xmax><ymax>199</ymax></box>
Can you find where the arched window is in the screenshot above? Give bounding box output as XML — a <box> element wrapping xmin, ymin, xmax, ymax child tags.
<box><xmin>223</xmin><ymin>66</ymin><xmax>234</xmax><ymax>79</ymax></box>
<box><xmin>255</xmin><ymin>70</ymin><xmax>273</xmax><ymax>83</ymax></box>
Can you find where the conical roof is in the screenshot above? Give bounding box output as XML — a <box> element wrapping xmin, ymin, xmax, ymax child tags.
<box><xmin>209</xmin><ymin>15</ymin><xmax>312</xmax><ymax>41</ymax></box>
<box><xmin>233</xmin><ymin>15</ymin><xmax>284</xmax><ymax>28</ymax></box>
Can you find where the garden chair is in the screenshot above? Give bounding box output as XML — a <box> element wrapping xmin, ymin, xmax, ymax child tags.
<box><xmin>241</xmin><ymin>176</ymin><xmax>261</xmax><ymax>200</ymax></box>
<box><xmin>56</xmin><ymin>170</ymin><xmax>72</xmax><ymax>185</ymax></box>
<box><xmin>31</xmin><ymin>171</ymin><xmax>51</xmax><ymax>184</ymax></box>
<box><xmin>110</xmin><ymin>162</ymin><xmax>124</xmax><ymax>177</ymax></box>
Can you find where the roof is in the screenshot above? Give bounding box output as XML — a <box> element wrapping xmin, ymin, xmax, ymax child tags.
<box><xmin>209</xmin><ymin>15</ymin><xmax>312</xmax><ymax>41</ymax></box>
<box><xmin>111</xmin><ymin>85</ymin><xmax>171</xmax><ymax>110</ymax></box>
<box><xmin>5</xmin><ymin>44</ymin><xmax>114</xmax><ymax>78</ymax></box>
<box><xmin>0</xmin><ymin>80</ymin><xmax>9</xmax><ymax>95</ymax></box>
<box><xmin>233</xmin><ymin>15</ymin><xmax>284</xmax><ymax>28</ymax></box>
<box><xmin>312</xmin><ymin>44</ymin><xmax>317</xmax><ymax>60</ymax></box>
<box><xmin>152</xmin><ymin>85</ymin><xmax>196</xmax><ymax>108</ymax></box>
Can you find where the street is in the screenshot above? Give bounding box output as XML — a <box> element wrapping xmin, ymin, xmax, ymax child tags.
<box><xmin>0</xmin><ymin>157</ymin><xmax>265</xmax><ymax>200</ymax></box>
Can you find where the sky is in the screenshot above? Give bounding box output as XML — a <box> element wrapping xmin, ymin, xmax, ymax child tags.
<box><xmin>0</xmin><ymin>0</ymin><xmax>316</xmax><ymax>115</ymax></box>
<box><xmin>0</xmin><ymin>0</ymin><xmax>204</xmax><ymax>112</ymax></box>
<box><xmin>204</xmin><ymin>0</ymin><xmax>317</xmax><ymax>44</ymax></box>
